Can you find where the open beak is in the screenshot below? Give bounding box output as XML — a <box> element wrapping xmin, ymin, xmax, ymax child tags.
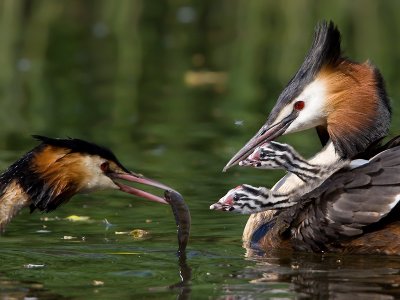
<box><xmin>223</xmin><ymin>112</ymin><xmax>297</xmax><ymax>172</ymax></box>
<box><xmin>111</xmin><ymin>172</ymin><xmax>176</xmax><ymax>205</ymax></box>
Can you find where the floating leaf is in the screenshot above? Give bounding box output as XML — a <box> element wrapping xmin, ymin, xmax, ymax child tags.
<box><xmin>24</xmin><ymin>264</ymin><xmax>45</xmax><ymax>269</ymax></box>
<box><xmin>115</xmin><ymin>231</ymin><xmax>129</xmax><ymax>235</ymax></box>
<box><xmin>129</xmin><ymin>229</ymin><xmax>150</xmax><ymax>239</ymax></box>
<box><xmin>92</xmin><ymin>280</ymin><xmax>104</xmax><ymax>286</ymax></box>
<box><xmin>65</xmin><ymin>215</ymin><xmax>90</xmax><ymax>222</ymax></box>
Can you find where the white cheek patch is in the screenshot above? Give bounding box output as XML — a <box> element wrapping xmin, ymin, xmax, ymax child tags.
<box><xmin>80</xmin><ymin>156</ymin><xmax>119</xmax><ymax>193</ymax></box>
<box><xmin>285</xmin><ymin>79</ymin><xmax>327</xmax><ymax>134</ymax></box>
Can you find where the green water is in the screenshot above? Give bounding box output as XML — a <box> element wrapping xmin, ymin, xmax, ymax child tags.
<box><xmin>2</xmin><ymin>1</ymin><xmax>400</xmax><ymax>299</ymax></box>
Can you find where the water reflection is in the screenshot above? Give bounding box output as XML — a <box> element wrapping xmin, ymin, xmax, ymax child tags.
<box><xmin>219</xmin><ymin>253</ymin><xmax>400</xmax><ymax>299</ymax></box>
<box><xmin>169</xmin><ymin>253</ymin><xmax>192</xmax><ymax>300</ymax></box>
<box><xmin>0</xmin><ymin>274</ymin><xmax>68</xmax><ymax>300</ymax></box>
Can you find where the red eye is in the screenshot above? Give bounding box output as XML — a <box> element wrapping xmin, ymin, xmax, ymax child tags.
<box><xmin>294</xmin><ymin>101</ymin><xmax>305</xmax><ymax>111</ymax></box>
<box><xmin>100</xmin><ymin>161</ymin><xmax>109</xmax><ymax>172</ymax></box>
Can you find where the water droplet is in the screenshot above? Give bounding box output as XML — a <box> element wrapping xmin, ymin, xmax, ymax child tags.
<box><xmin>234</xmin><ymin>120</ymin><xmax>244</xmax><ymax>126</ymax></box>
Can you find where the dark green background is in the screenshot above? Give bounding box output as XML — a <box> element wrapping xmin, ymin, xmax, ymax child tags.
<box><xmin>1</xmin><ymin>1</ymin><xmax>400</xmax><ymax>299</ymax></box>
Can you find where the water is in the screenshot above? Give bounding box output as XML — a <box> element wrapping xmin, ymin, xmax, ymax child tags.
<box><xmin>1</xmin><ymin>1</ymin><xmax>400</xmax><ymax>299</ymax></box>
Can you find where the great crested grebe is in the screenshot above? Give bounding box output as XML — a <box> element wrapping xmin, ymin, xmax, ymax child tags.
<box><xmin>0</xmin><ymin>135</ymin><xmax>173</xmax><ymax>232</ymax></box>
<box><xmin>212</xmin><ymin>141</ymin><xmax>400</xmax><ymax>255</ymax></box>
<box><xmin>224</xmin><ymin>21</ymin><xmax>391</xmax><ymax>174</ymax></box>
<box><xmin>220</xmin><ymin>21</ymin><xmax>399</xmax><ymax>253</ymax></box>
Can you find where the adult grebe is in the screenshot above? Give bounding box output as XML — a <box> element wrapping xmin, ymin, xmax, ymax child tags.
<box><xmin>220</xmin><ymin>21</ymin><xmax>398</xmax><ymax>254</ymax></box>
<box><xmin>0</xmin><ymin>135</ymin><xmax>173</xmax><ymax>232</ymax></box>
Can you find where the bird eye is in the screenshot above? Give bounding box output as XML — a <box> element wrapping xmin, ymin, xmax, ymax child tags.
<box><xmin>100</xmin><ymin>161</ymin><xmax>110</xmax><ymax>172</ymax></box>
<box><xmin>233</xmin><ymin>194</ymin><xmax>239</xmax><ymax>201</ymax></box>
<box><xmin>294</xmin><ymin>101</ymin><xmax>305</xmax><ymax>111</ymax></box>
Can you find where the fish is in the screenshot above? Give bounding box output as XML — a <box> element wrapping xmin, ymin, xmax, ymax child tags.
<box><xmin>164</xmin><ymin>190</ymin><xmax>191</xmax><ymax>254</ymax></box>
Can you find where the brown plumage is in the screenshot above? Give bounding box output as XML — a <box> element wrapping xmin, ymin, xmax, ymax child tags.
<box><xmin>253</xmin><ymin>222</ymin><xmax>400</xmax><ymax>256</ymax></box>
<box><xmin>217</xmin><ymin>142</ymin><xmax>400</xmax><ymax>255</ymax></box>
<box><xmin>0</xmin><ymin>181</ymin><xmax>29</xmax><ymax>232</ymax></box>
<box><xmin>320</xmin><ymin>61</ymin><xmax>387</xmax><ymax>156</ymax></box>
<box><xmin>220</xmin><ymin>21</ymin><xmax>398</xmax><ymax>255</ymax></box>
<box><xmin>223</xmin><ymin>21</ymin><xmax>390</xmax><ymax>172</ymax></box>
<box><xmin>0</xmin><ymin>136</ymin><xmax>173</xmax><ymax>232</ymax></box>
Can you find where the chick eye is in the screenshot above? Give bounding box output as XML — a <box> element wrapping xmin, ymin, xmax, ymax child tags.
<box><xmin>294</xmin><ymin>101</ymin><xmax>305</xmax><ymax>111</ymax></box>
<box><xmin>233</xmin><ymin>194</ymin><xmax>239</xmax><ymax>201</ymax></box>
<box><xmin>100</xmin><ymin>161</ymin><xmax>110</xmax><ymax>172</ymax></box>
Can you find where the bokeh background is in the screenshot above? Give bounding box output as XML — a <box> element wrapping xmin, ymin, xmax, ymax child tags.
<box><xmin>1</xmin><ymin>1</ymin><xmax>400</xmax><ymax>299</ymax></box>
<box><xmin>1</xmin><ymin>0</ymin><xmax>400</xmax><ymax>151</ymax></box>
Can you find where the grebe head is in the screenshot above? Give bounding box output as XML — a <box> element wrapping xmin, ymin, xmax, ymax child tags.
<box><xmin>3</xmin><ymin>136</ymin><xmax>173</xmax><ymax>212</ymax></box>
<box><xmin>224</xmin><ymin>21</ymin><xmax>391</xmax><ymax>171</ymax></box>
<box><xmin>210</xmin><ymin>185</ymin><xmax>273</xmax><ymax>214</ymax></box>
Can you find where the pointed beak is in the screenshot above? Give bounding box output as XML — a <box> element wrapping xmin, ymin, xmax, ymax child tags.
<box><xmin>111</xmin><ymin>172</ymin><xmax>176</xmax><ymax>205</ymax></box>
<box><xmin>210</xmin><ymin>186</ymin><xmax>239</xmax><ymax>211</ymax></box>
<box><xmin>210</xmin><ymin>193</ymin><xmax>233</xmax><ymax>211</ymax></box>
<box><xmin>223</xmin><ymin>112</ymin><xmax>297</xmax><ymax>172</ymax></box>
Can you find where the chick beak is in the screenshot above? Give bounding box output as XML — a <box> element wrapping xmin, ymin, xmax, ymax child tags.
<box><xmin>210</xmin><ymin>186</ymin><xmax>240</xmax><ymax>211</ymax></box>
<box><xmin>110</xmin><ymin>172</ymin><xmax>175</xmax><ymax>205</ymax></box>
<box><xmin>209</xmin><ymin>194</ymin><xmax>232</xmax><ymax>211</ymax></box>
<box><xmin>223</xmin><ymin>112</ymin><xmax>297</xmax><ymax>172</ymax></box>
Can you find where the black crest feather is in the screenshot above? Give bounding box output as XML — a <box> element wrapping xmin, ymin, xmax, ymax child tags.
<box><xmin>0</xmin><ymin>136</ymin><xmax>130</xmax><ymax>213</ymax></box>
<box><xmin>299</xmin><ymin>20</ymin><xmax>341</xmax><ymax>77</ymax></box>
<box><xmin>266</xmin><ymin>21</ymin><xmax>341</xmax><ymax>126</ymax></box>
<box><xmin>32</xmin><ymin>135</ymin><xmax>129</xmax><ymax>173</ymax></box>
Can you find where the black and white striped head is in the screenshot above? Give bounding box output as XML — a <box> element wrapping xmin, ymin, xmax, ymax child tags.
<box><xmin>210</xmin><ymin>184</ymin><xmax>272</xmax><ymax>214</ymax></box>
<box><xmin>239</xmin><ymin>141</ymin><xmax>298</xmax><ymax>169</ymax></box>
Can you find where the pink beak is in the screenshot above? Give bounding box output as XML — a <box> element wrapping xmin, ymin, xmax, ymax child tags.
<box><xmin>111</xmin><ymin>172</ymin><xmax>176</xmax><ymax>205</ymax></box>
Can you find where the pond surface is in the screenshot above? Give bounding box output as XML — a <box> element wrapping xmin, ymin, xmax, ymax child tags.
<box><xmin>1</xmin><ymin>1</ymin><xmax>400</xmax><ymax>299</ymax></box>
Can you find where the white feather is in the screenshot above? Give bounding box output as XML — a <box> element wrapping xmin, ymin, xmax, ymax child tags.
<box><xmin>285</xmin><ymin>79</ymin><xmax>328</xmax><ymax>134</ymax></box>
<box><xmin>80</xmin><ymin>156</ymin><xmax>119</xmax><ymax>193</ymax></box>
